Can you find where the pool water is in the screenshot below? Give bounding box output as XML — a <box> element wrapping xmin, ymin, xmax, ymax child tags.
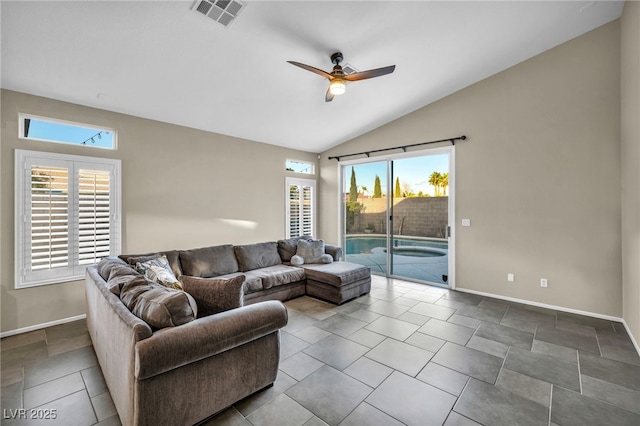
<box><xmin>346</xmin><ymin>236</ymin><xmax>447</xmax><ymax>256</ymax></box>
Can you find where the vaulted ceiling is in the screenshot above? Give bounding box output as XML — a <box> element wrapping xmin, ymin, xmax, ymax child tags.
<box><xmin>1</xmin><ymin>1</ymin><xmax>624</xmax><ymax>152</ymax></box>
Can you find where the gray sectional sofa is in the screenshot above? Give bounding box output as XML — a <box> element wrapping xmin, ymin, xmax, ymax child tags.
<box><xmin>85</xmin><ymin>237</ymin><xmax>371</xmax><ymax>426</ymax></box>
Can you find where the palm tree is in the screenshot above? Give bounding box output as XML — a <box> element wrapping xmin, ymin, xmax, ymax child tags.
<box><xmin>428</xmin><ymin>171</ymin><xmax>442</xmax><ymax>196</ymax></box>
<box><xmin>440</xmin><ymin>173</ymin><xmax>449</xmax><ymax>196</ymax></box>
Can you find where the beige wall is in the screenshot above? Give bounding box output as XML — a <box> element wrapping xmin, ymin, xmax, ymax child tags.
<box><xmin>621</xmin><ymin>2</ymin><xmax>640</xmax><ymax>344</ymax></box>
<box><xmin>320</xmin><ymin>21</ymin><xmax>623</xmax><ymax>317</ymax></box>
<box><xmin>0</xmin><ymin>89</ymin><xmax>317</xmax><ymax>333</ymax></box>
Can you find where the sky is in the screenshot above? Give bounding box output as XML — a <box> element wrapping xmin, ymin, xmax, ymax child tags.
<box><xmin>25</xmin><ymin>118</ymin><xmax>114</xmax><ymax>149</ymax></box>
<box><xmin>345</xmin><ymin>153</ymin><xmax>449</xmax><ymax>197</ymax></box>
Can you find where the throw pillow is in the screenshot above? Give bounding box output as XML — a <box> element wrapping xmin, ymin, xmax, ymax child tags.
<box><xmin>294</xmin><ymin>239</ymin><xmax>333</xmax><ymax>265</ymax></box>
<box><xmin>120</xmin><ymin>277</ymin><xmax>197</xmax><ymax>329</ymax></box>
<box><xmin>180</xmin><ymin>274</ymin><xmax>245</xmax><ymax>317</ymax></box>
<box><xmin>277</xmin><ymin>236</ymin><xmax>313</xmax><ymax>262</ymax></box>
<box><xmin>135</xmin><ymin>255</ymin><xmax>183</xmax><ymax>290</ymax></box>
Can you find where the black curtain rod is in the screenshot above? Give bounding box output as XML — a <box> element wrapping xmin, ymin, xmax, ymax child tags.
<box><xmin>328</xmin><ymin>135</ymin><xmax>467</xmax><ymax>161</ymax></box>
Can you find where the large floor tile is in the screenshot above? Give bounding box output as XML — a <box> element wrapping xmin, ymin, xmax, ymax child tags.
<box><xmin>416</xmin><ymin>362</ymin><xmax>469</xmax><ymax>396</ymax></box>
<box><xmin>418</xmin><ymin>319</ymin><xmax>475</xmax><ymax>346</ymax></box>
<box><xmin>455</xmin><ymin>378</ymin><xmax>548</xmax><ymax>426</ymax></box>
<box><xmin>534</xmin><ymin>326</ymin><xmax>600</xmax><ymax>354</ymax></box>
<box><xmin>313</xmin><ymin>314</ymin><xmax>367</xmax><ymax>337</ymax></box>
<box><xmin>364</xmin><ymin>316</ymin><xmax>419</xmax><ymax>341</ymax></box>
<box><xmin>2</xmin><ymin>390</ymin><xmax>97</xmax><ymax>426</ymax></box>
<box><xmin>443</xmin><ymin>412</ymin><xmax>481</xmax><ymax>426</ymax></box>
<box><xmin>581</xmin><ymin>374</ymin><xmax>640</xmax><ymax>414</ymax></box>
<box><xmin>432</xmin><ymin>342</ymin><xmax>503</xmax><ymax>384</ymax></box>
<box><xmin>280</xmin><ymin>331</ymin><xmax>311</xmax><ymax>361</ymax></box>
<box><xmin>405</xmin><ymin>332</ymin><xmax>446</xmax><ymax>353</ymax></box>
<box><xmin>246</xmin><ymin>394</ymin><xmax>314</xmax><ymax>426</ymax></box>
<box><xmin>440</xmin><ymin>292</ymin><xmax>483</xmax><ymax>306</ymax></box>
<box><xmin>551</xmin><ymin>386</ymin><xmax>640</xmax><ymax>426</ymax></box>
<box><xmin>338</xmin><ymin>402</ymin><xmax>404</xmax><ymax>426</ymax></box>
<box><xmin>286</xmin><ymin>365</ymin><xmax>372</xmax><ymax>425</ymax></box>
<box><xmin>343</xmin><ymin>357</ymin><xmax>393</xmax><ymax>388</ymax></box>
<box><xmin>578</xmin><ymin>351</ymin><xmax>640</xmax><ymax>391</ymax></box>
<box><xmin>365</xmin><ymin>338</ymin><xmax>433</xmax><ymax>376</ymax></box>
<box><xmin>23</xmin><ymin>346</ymin><xmax>98</xmax><ymax>388</ymax></box>
<box><xmin>465</xmin><ymin>335</ymin><xmax>509</xmax><ymax>359</ymax></box>
<box><xmin>279</xmin><ymin>352</ymin><xmax>325</xmax><ymax>381</ymax></box>
<box><xmin>0</xmin><ymin>330</ymin><xmax>46</xmax><ymax>352</ymax></box>
<box><xmin>504</xmin><ymin>347</ymin><xmax>580</xmax><ymax>392</ymax></box>
<box><xmin>474</xmin><ymin>322</ymin><xmax>533</xmax><ymax>350</ymax></box>
<box><xmin>366</xmin><ymin>371</ymin><xmax>456</xmax><ymax>426</ymax></box>
<box><xmin>23</xmin><ymin>372</ymin><xmax>85</xmax><ymax>409</ymax></box>
<box><xmin>303</xmin><ymin>334</ymin><xmax>369</xmax><ymax>370</ymax></box>
<box><xmin>363</xmin><ymin>301</ymin><xmax>410</xmax><ymax>318</ymax></box>
<box><xmin>495</xmin><ymin>368</ymin><xmax>551</xmax><ymax>407</ymax></box>
<box><xmin>531</xmin><ymin>339</ymin><xmax>578</xmax><ymax>364</ymax></box>
<box><xmin>346</xmin><ymin>329</ymin><xmax>386</xmax><ymax>348</ymax></box>
<box><xmin>234</xmin><ymin>371</ymin><xmax>298</xmax><ymax>417</ymax></box>
<box><xmin>454</xmin><ymin>304</ymin><xmax>506</xmax><ymax>324</ymax></box>
<box><xmin>408</xmin><ymin>302</ymin><xmax>456</xmax><ymax>321</ymax></box>
<box><xmin>44</xmin><ymin>321</ymin><xmax>88</xmax><ymax>345</ymax></box>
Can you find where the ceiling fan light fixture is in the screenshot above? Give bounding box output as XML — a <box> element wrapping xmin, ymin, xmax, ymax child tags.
<box><xmin>329</xmin><ymin>79</ymin><xmax>346</xmax><ymax>96</ymax></box>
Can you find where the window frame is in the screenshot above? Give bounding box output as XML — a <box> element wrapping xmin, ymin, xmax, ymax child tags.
<box><xmin>18</xmin><ymin>113</ymin><xmax>118</xmax><ymax>150</ymax></box>
<box><xmin>15</xmin><ymin>150</ymin><xmax>121</xmax><ymax>289</ymax></box>
<box><xmin>285</xmin><ymin>177</ymin><xmax>316</xmax><ymax>239</ymax></box>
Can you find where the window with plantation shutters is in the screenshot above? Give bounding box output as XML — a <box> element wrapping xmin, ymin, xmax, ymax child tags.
<box><xmin>15</xmin><ymin>150</ymin><xmax>120</xmax><ymax>288</ymax></box>
<box><xmin>286</xmin><ymin>177</ymin><xmax>315</xmax><ymax>239</ymax></box>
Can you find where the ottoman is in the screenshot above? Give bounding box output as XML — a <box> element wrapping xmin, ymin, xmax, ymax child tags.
<box><xmin>302</xmin><ymin>262</ymin><xmax>371</xmax><ymax>305</ymax></box>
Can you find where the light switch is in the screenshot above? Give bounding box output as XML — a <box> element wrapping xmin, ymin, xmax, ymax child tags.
<box><xmin>461</xmin><ymin>219</ymin><xmax>471</xmax><ymax>227</ymax></box>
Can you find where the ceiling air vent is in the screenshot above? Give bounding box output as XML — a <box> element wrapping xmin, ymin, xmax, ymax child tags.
<box><xmin>193</xmin><ymin>0</ymin><xmax>246</xmax><ymax>28</ymax></box>
<box><xmin>342</xmin><ymin>64</ymin><xmax>358</xmax><ymax>75</ymax></box>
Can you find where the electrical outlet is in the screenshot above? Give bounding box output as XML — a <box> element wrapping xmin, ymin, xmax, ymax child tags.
<box><xmin>507</xmin><ymin>273</ymin><xmax>514</xmax><ymax>282</ymax></box>
<box><xmin>540</xmin><ymin>278</ymin><xmax>548</xmax><ymax>288</ymax></box>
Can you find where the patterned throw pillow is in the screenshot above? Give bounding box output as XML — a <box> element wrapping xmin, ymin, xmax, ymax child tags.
<box><xmin>136</xmin><ymin>255</ymin><xmax>183</xmax><ymax>290</ymax></box>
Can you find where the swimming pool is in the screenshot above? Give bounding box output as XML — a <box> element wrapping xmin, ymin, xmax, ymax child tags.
<box><xmin>345</xmin><ymin>236</ymin><xmax>448</xmax><ymax>257</ymax></box>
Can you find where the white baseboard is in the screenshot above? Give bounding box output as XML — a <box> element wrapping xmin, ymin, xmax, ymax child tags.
<box><xmin>455</xmin><ymin>287</ymin><xmax>640</xmax><ymax>356</ymax></box>
<box><xmin>0</xmin><ymin>314</ymin><xmax>86</xmax><ymax>339</ymax></box>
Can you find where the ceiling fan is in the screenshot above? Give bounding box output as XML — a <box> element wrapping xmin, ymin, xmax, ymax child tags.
<box><xmin>287</xmin><ymin>52</ymin><xmax>396</xmax><ymax>102</ymax></box>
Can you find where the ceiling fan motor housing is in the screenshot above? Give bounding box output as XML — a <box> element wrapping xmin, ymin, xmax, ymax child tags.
<box><xmin>331</xmin><ymin>52</ymin><xmax>344</xmax><ymax>65</ymax></box>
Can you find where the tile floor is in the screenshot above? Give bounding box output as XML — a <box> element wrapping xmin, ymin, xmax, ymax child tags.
<box><xmin>2</xmin><ymin>275</ymin><xmax>639</xmax><ymax>425</ymax></box>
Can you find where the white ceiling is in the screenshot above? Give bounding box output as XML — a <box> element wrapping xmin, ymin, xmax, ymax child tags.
<box><xmin>1</xmin><ymin>1</ymin><xmax>624</xmax><ymax>153</ymax></box>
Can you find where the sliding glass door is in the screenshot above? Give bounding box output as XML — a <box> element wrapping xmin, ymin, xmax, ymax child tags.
<box><xmin>342</xmin><ymin>147</ymin><xmax>454</xmax><ymax>287</ymax></box>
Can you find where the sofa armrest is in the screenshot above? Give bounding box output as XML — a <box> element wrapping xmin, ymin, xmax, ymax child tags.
<box><xmin>325</xmin><ymin>244</ymin><xmax>343</xmax><ymax>261</ymax></box>
<box><xmin>135</xmin><ymin>300</ymin><xmax>287</xmax><ymax>380</ymax></box>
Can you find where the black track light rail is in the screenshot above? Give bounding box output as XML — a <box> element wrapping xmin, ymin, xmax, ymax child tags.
<box><xmin>328</xmin><ymin>135</ymin><xmax>467</xmax><ymax>161</ymax></box>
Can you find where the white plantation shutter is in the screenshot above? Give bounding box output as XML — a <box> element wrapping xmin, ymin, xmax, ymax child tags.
<box><xmin>78</xmin><ymin>169</ymin><xmax>112</xmax><ymax>265</ymax></box>
<box><xmin>16</xmin><ymin>151</ymin><xmax>120</xmax><ymax>288</ymax></box>
<box><xmin>286</xmin><ymin>178</ymin><xmax>315</xmax><ymax>238</ymax></box>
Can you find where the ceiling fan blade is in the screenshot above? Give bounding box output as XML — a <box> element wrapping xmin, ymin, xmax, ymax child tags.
<box><xmin>344</xmin><ymin>65</ymin><xmax>396</xmax><ymax>82</ymax></box>
<box><xmin>325</xmin><ymin>88</ymin><xmax>334</xmax><ymax>102</ymax></box>
<box><xmin>287</xmin><ymin>61</ymin><xmax>332</xmax><ymax>79</ymax></box>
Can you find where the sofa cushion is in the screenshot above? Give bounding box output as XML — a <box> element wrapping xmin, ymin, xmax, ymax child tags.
<box><xmin>243</xmin><ymin>265</ymin><xmax>306</xmax><ymax>290</ymax></box>
<box><xmin>97</xmin><ymin>256</ymin><xmax>130</xmax><ymax>281</ymax></box>
<box><xmin>180</xmin><ymin>274</ymin><xmax>245</xmax><ymax>316</ymax></box>
<box><xmin>135</xmin><ymin>255</ymin><xmax>183</xmax><ymax>290</ymax></box>
<box><xmin>277</xmin><ymin>236</ymin><xmax>313</xmax><ymax>262</ymax></box>
<box><xmin>120</xmin><ymin>250</ymin><xmax>182</xmax><ymax>278</ymax></box>
<box><xmin>120</xmin><ymin>277</ymin><xmax>197</xmax><ymax>329</ymax></box>
<box><xmin>234</xmin><ymin>242</ymin><xmax>282</xmax><ymax>272</ymax></box>
<box><xmin>107</xmin><ymin>268</ymin><xmax>139</xmax><ymax>296</ymax></box>
<box><xmin>294</xmin><ymin>239</ymin><xmax>332</xmax><ymax>265</ymax></box>
<box><xmin>179</xmin><ymin>245</ymin><xmax>239</xmax><ymax>278</ymax></box>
